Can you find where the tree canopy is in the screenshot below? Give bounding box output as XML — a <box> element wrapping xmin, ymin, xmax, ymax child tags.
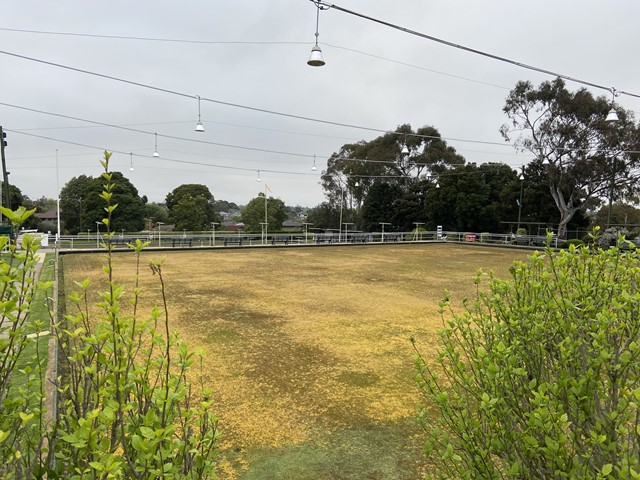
<box><xmin>321</xmin><ymin>124</ymin><xmax>465</xmax><ymax>229</ymax></box>
<box><xmin>427</xmin><ymin>163</ymin><xmax>520</xmax><ymax>232</ymax></box>
<box><xmin>241</xmin><ymin>193</ymin><xmax>286</xmax><ymax>231</ymax></box>
<box><xmin>60</xmin><ymin>175</ymin><xmax>93</xmax><ymax>234</ymax></box>
<box><xmin>361</xmin><ymin>182</ymin><xmax>404</xmax><ymax>232</ymax></box>
<box><xmin>305</xmin><ymin>202</ymin><xmax>340</xmax><ymax>231</ymax></box>
<box><xmin>82</xmin><ymin>172</ymin><xmax>145</xmax><ymax>232</ymax></box>
<box><xmin>501</xmin><ymin>78</ymin><xmax>640</xmax><ymax>238</ymax></box>
<box><xmin>165</xmin><ymin>184</ymin><xmax>219</xmax><ymax>231</ymax></box>
<box><xmin>143</xmin><ymin>203</ymin><xmax>169</xmax><ymax>229</ymax></box>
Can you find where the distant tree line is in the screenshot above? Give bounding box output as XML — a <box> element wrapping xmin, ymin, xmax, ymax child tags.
<box><xmin>307</xmin><ymin>78</ymin><xmax>640</xmax><ymax>238</ymax></box>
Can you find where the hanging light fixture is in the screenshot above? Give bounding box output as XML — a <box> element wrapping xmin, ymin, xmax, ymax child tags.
<box><xmin>153</xmin><ymin>132</ymin><xmax>160</xmax><ymax>157</ymax></box>
<box><xmin>606</xmin><ymin>87</ymin><xmax>619</xmax><ymax>122</ymax></box>
<box><xmin>195</xmin><ymin>95</ymin><xmax>205</xmax><ymax>132</ymax></box>
<box><xmin>401</xmin><ymin>134</ymin><xmax>409</xmax><ymax>155</ymax></box>
<box><xmin>312</xmin><ymin>155</ymin><xmax>317</xmax><ymax>171</ymax></box>
<box><xmin>307</xmin><ymin>3</ymin><xmax>326</xmax><ymax>66</ymax></box>
<box><xmin>257</xmin><ymin>170</ymin><xmax>261</xmax><ymax>182</ymax></box>
<box><xmin>129</xmin><ymin>153</ymin><xmax>134</xmax><ymax>172</ymax></box>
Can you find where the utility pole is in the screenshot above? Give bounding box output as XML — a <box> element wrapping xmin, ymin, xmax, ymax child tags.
<box><xmin>0</xmin><ymin>126</ymin><xmax>10</xmax><ymax>213</ymax></box>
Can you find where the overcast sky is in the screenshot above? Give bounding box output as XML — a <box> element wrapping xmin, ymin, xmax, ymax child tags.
<box><xmin>1</xmin><ymin>0</ymin><xmax>638</xmax><ymax>208</ymax></box>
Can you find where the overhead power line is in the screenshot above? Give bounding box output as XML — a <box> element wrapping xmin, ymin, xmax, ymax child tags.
<box><xmin>0</xmin><ymin>27</ymin><xmax>308</xmax><ymax>46</ymax></box>
<box><xmin>312</xmin><ymin>0</ymin><xmax>640</xmax><ymax>100</ymax></box>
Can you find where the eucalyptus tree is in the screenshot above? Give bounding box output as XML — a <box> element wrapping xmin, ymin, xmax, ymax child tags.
<box><xmin>321</xmin><ymin>124</ymin><xmax>465</xmax><ymax>229</ymax></box>
<box><xmin>501</xmin><ymin>78</ymin><xmax>640</xmax><ymax>238</ymax></box>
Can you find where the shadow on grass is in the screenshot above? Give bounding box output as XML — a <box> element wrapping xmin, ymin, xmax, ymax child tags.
<box><xmin>233</xmin><ymin>417</ymin><xmax>423</xmax><ymax>480</ymax></box>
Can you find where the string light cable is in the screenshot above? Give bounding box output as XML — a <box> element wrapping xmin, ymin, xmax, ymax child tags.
<box><xmin>1</xmin><ymin>46</ymin><xmax>635</xmax><ymax>153</ymax></box>
<box><xmin>4</xmin><ymin>99</ymin><xmax>635</xmax><ymax>178</ymax></box>
<box><xmin>0</xmin><ymin>101</ymin><xmax>314</xmax><ymax>159</ymax></box>
<box><xmin>0</xmin><ymin>49</ymin><xmax>392</xmax><ymax>135</ymax></box>
<box><xmin>6</xmin><ymin>128</ymin><xmax>320</xmax><ymax>177</ymax></box>
<box><xmin>0</xmin><ymin>99</ymin><xmax>590</xmax><ymax>158</ymax></box>
<box><xmin>1</xmin><ymin>47</ymin><xmax>635</xmax><ymax>166</ymax></box>
<box><xmin>309</xmin><ymin>0</ymin><xmax>640</xmax><ymax>100</ymax></box>
<box><xmin>0</xmin><ymin>27</ymin><xmax>510</xmax><ymax>90</ymax></box>
<box><xmin>12</xmin><ymin>127</ymin><xmax>634</xmax><ymax>184</ymax></box>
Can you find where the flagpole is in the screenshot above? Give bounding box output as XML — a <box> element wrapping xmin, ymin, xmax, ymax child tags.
<box><xmin>56</xmin><ymin>149</ymin><xmax>61</xmax><ymax>245</ymax></box>
<box><xmin>264</xmin><ymin>184</ymin><xmax>268</xmax><ymax>244</ymax></box>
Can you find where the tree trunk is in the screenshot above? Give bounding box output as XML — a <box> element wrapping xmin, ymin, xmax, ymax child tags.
<box><xmin>557</xmin><ymin>208</ymin><xmax>579</xmax><ymax>239</ymax></box>
<box><xmin>548</xmin><ymin>183</ymin><xmax>581</xmax><ymax>240</ymax></box>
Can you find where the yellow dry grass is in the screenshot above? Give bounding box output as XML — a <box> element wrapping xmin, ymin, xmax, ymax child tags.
<box><xmin>60</xmin><ymin>243</ymin><xmax>531</xmax><ymax>479</ymax></box>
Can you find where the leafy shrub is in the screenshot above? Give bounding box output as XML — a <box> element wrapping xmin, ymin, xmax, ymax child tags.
<box><xmin>0</xmin><ymin>152</ymin><xmax>219</xmax><ymax>479</ymax></box>
<box><xmin>0</xmin><ymin>206</ymin><xmax>51</xmax><ymax>478</ymax></box>
<box><xmin>414</xmin><ymin>242</ymin><xmax>640</xmax><ymax>479</ymax></box>
<box><xmin>559</xmin><ymin>238</ymin><xmax>584</xmax><ymax>249</ymax></box>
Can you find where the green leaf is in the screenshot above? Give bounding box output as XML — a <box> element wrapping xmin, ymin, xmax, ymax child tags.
<box><xmin>602</xmin><ymin>464</ymin><xmax>613</xmax><ymax>476</ymax></box>
<box><xmin>131</xmin><ymin>434</ymin><xmax>146</xmax><ymax>452</ymax></box>
<box><xmin>18</xmin><ymin>412</ymin><xmax>34</xmax><ymax>424</ymax></box>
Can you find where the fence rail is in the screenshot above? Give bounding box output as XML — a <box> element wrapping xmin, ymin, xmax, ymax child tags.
<box><xmin>44</xmin><ymin>229</ymin><xmax>564</xmax><ymax>251</ymax></box>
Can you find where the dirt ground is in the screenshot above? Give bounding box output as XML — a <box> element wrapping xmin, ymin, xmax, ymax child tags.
<box><xmin>60</xmin><ymin>243</ymin><xmax>531</xmax><ymax>479</ymax></box>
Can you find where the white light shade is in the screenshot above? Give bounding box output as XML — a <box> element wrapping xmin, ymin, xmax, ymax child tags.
<box><xmin>195</xmin><ymin>121</ymin><xmax>205</xmax><ymax>132</ymax></box>
<box><xmin>606</xmin><ymin>108</ymin><xmax>619</xmax><ymax>122</ymax></box>
<box><xmin>312</xmin><ymin>164</ymin><xmax>317</xmax><ymax>171</ymax></box>
<box><xmin>401</xmin><ymin>144</ymin><xmax>409</xmax><ymax>155</ymax></box>
<box><xmin>542</xmin><ymin>158</ymin><xmax>549</xmax><ymax>165</ymax></box>
<box><xmin>307</xmin><ymin>45</ymin><xmax>325</xmax><ymax>67</ymax></box>
<box><xmin>129</xmin><ymin>166</ymin><xmax>134</xmax><ymax>172</ymax></box>
<box><xmin>153</xmin><ymin>133</ymin><xmax>160</xmax><ymax>157</ymax></box>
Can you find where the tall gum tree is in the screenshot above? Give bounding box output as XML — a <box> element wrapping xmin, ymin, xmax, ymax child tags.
<box><xmin>501</xmin><ymin>78</ymin><xmax>640</xmax><ymax>238</ymax></box>
<box><xmin>321</xmin><ymin>124</ymin><xmax>465</xmax><ymax>229</ymax></box>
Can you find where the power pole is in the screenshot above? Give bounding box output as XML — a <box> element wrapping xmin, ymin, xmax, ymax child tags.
<box><xmin>0</xmin><ymin>126</ymin><xmax>10</xmax><ymax>212</ymax></box>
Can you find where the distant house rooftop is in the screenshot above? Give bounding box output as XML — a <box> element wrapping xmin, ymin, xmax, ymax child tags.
<box><xmin>34</xmin><ymin>209</ymin><xmax>58</xmax><ymax>221</ymax></box>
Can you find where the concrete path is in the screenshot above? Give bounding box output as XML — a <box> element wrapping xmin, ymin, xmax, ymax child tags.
<box><xmin>0</xmin><ymin>250</ymin><xmax>48</xmax><ymax>339</ymax></box>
